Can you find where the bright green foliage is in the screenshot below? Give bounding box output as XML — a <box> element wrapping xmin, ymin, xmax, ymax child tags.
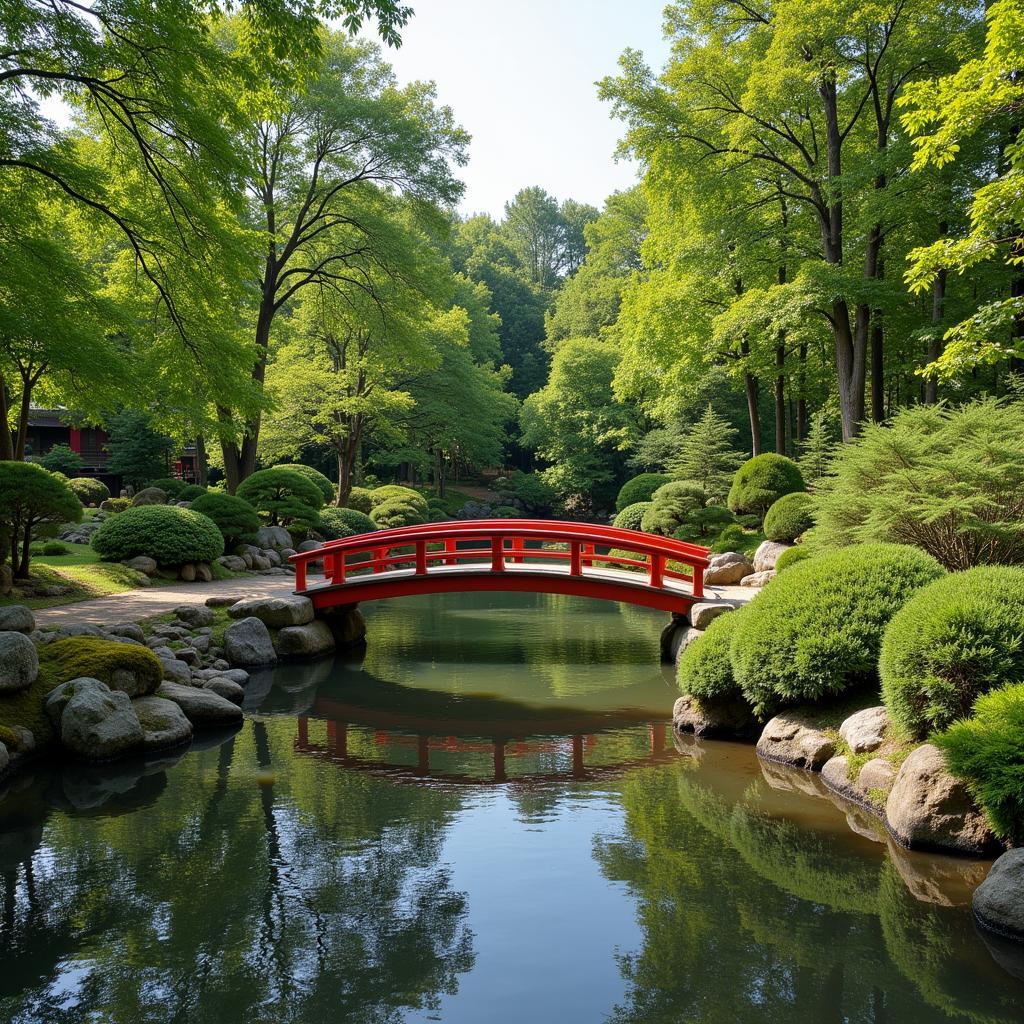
<box><xmin>319</xmin><ymin>507</ymin><xmax>376</xmax><ymax>538</ymax></box>
<box><xmin>670</xmin><ymin>406</ymin><xmax>743</xmax><ymax>500</ymax></box>
<box><xmin>501</xmin><ymin>471</ymin><xmax>557</xmax><ymax>514</ymax></box>
<box><xmin>677</xmin><ymin>609</ymin><xmax>746</xmax><ymax>702</ymax></box>
<box><xmin>147</xmin><ymin>478</ymin><xmax>187</xmax><ymax>498</ymax></box>
<box><xmin>91</xmin><ymin>505</ymin><xmax>224</xmax><ymax>565</ymax></box>
<box><xmin>102</xmin><ymin>497</ymin><xmax>131</xmax><ymax>514</ymax></box>
<box><xmin>880</xmin><ymin>567</ymin><xmax>1024</xmax><ymax>738</ymax></box>
<box><xmin>731</xmin><ymin>544</ymin><xmax>945</xmax><ymax>718</ymax></box>
<box><xmin>774</xmin><ymin>546</ymin><xmax>814</xmax><ymax>573</ymax></box>
<box><xmin>346</xmin><ymin>487</ymin><xmax>374</xmax><ymax>513</ymax></box>
<box><xmin>709</xmin><ymin>523</ymin><xmax>748</xmax><ymax>554</ymax></box>
<box><xmin>105</xmin><ymin>414</ymin><xmax>176</xmax><ymax>489</ymax></box>
<box><xmin>178</xmin><ymin>484</ymin><xmax>207</xmax><ymax>501</ymax></box>
<box><xmin>936</xmin><ymin>684</ymin><xmax>1024</xmax><ymax>844</ymax></box>
<box><xmin>612</xmin><ymin>502</ymin><xmax>651</xmax><ymax>531</ymax></box>
<box><xmin>38</xmin><ymin>637</ymin><xmax>162</xmax><ymax>695</ymax></box>
<box><xmin>189</xmin><ymin>492</ymin><xmax>260</xmax><ymax>547</ymax></box>
<box><xmin>727</xmin><ymin>455</ymin><xmax>805</xmax><ymax>520</ymax></box>
<box><xmin>369</xmin><ymin>498</ymin><xmax>427</xmax><ymax>530</ymax></box>
<box><xmin>67</xmin><ymin>477</ymin><xmax>110</xmax><ymax>506</ymax></box>
<box><xmin>815</xmin><ymin>399</ymin><xmax>1024</xmax><ymax>570</ymax></box>
<box><xmin>763</xmin><ymin>493</ymin><xmax>816</xmax><ymax>543</ymax></box>
<box><xmin>641</xmin><ymin>481</ymin><xmax>730</xmax><ymax>541</ymax></box>
<box><xmin>369</xmin><ymin>486</ymin><xmax>427</xmax><ymax>513</ymax></box>
<box><xmin>0</xmin><ymin>462</ymin><xmax>82</xmax><ymax>578</ymax></box>
<box><xmin>800</xmin><ymin>410</ymin><xmax>838</xmax><ymax>487</ymax></box>
<box><xmin>271</xmin><ymin>464</ymin><xmax>334</xmax><ymax>504</ymax></box>
<box><xmin>236</xmin><ymin>469</ymin><xmax>324</xmax><ymax>529</ymax></box>
<box><xmin>41</xmin><ymin>541</ymin><xmax>70</xmax><ymax>555</ymax></box>
<box><xmin>39</xmin><ymin>444</ymin><xmax>83</xmax><ymax>476</ymax></box>
<box><xmin>616</xmin><ymin>473</ymin><xmax>672</xmax><ymax>511</ymax></box>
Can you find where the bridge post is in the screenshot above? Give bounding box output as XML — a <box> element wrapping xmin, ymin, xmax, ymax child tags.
<box><xmin>330</xmin><ymin>552</ymin><xmax>346</xmax><ymax>585</ymax></box>
<box><xmin>491</xmin><ymin>535</ymin><xmax>505</xmax><ymax>572</ymax></box>
<box><xmin>511</xmin><ymin>535</ymin><xmax>524</xmax><ymax>564</ymax></box>
<box><xmin>583</xmin><ymin>542</ymin><xmax>595</xmax><ymax>568</ymax></box>
<box><xmin>415</xmin><ymin>540</ymin><xmax>427</xmax><ymax>575</ymax></box>
<box><xmin>493</xmin><ymin>739</ymin><xmax>507</xmax><ymax>782</ymax></box>
<box><xmin>570</xmin><ymin>541</ymin><xmax>582</xmax><ymax>576</ymax></box>
<box><xmin>649</xmin><ymin>552</ymin><xmax>664</xmax><ymax>589</ymax></box>
<box><xmin>692</xmin><ymin>565</ymin><xmax>704</xmax><ymax>598</ymax></box>
<box><xmin>295</xmin><ymin>560</ymin><xmax>307</xmax><ymax>591</ymax></box>
<box><xmin>444</xmin><ymin>537</ymin><xmax>457</xmax><ymax>566</ymax></box>
<box><xmin>373</xmin><ymin>547</ymin><xmax>387</xmax><ymax>573</ymax></box>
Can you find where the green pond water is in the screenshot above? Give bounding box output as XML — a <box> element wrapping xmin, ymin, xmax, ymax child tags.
<box><xmin>1</xmin><ymin>592</ymin><xmax>1023</xmax><ymax>1023</ymax></box>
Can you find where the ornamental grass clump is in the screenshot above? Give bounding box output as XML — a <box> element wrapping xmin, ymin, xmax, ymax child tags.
<box><xmin>616</xmin><ymin>473</ymin><xmax>673</xmax><ymax>511</ymax></box>
<box><xmin>814</xmin><ymin>398</ymin><xmax>1024</xmax><ymax>570</ymax></box>
<box><xmin>189</xmin><ymin>491</ymin><xmax>261</xmax><ymax>547</ymax></box>
<box><xmin>730</xmin><ymin>543</ymin><xmax>945</xmax><ymax>718</ymax></box>
<box><xmin>727</xmin><ymin>454</ymin><xmax>805</xmax><ymax>520</ymax></box>
<box><xmin>763</xmin><ymin>492</ymin><xmax>816</xmax><ymax>543</ymax></box>
<box><xmin>91</xmin><ymin>504</ymin><xmax>224</xmax><ymax>566</ymax></box>
<box><xmin>936</xmin><ymin>684</ymin><xmax>1024</xmax><ymax>844</ymax></box>
<box><xmin>880</xmin><ymin>567</ymin><xmax>1024</xmax><ymax>738</ymax></box>
<box><xmin>677</xmin><ymin>608</ymin><xmax>747</xmax><ymax>702</ymax></box>
<box><xmin>612</xmin><ymin>501</ymin><xmax>651</xmax><ymax>531</ymax></box>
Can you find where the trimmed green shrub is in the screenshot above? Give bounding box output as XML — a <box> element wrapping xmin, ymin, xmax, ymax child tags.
<box><xmin>42</xmin><ymin>541</ymin><xmax>70</xmax><ymax>556</ymax></box>
<box><xmin>774</xmin><ymin>545</ymin><xmax>813</xmax><ymax>572</ymax></box>
<box><xmin>369</xmin><ymin>498</ymin><xmax>428</xmax><ymax>530</ymax></box>
<box><xmin>236</xmin><ymin>468</ymin><xmax>323</xmax><ymax>529</ymax></box>
<box><xmin>709</xmin><ymin>523</ymin><xmax>747</xmax><ymax>554</ymax></box>
<box><xmin>369</xmin><ymin>485</ymin><xmax>428</xmax><ymax>514</ymax></box>
<box><xmin>880</xmin><ymin>567</ymin><xmax>1024</xmax><ymax>738</ymax></box>
<box><xmin>189</xmin><ymin>491</ymin><xmax>261</xmax><ymax>547</ymax></box>
<box><xmin>68</xmin><ymin>477</ymin><xmax>110</xmax><ymax>506</ymax></box>
<box><xmin>39</xmin><ymin>443</ymin><xmax>84</xmax><ymax>476</ymax></box>
<box><xmin>616</xmin><ymin>473</ymin><xmax>673</xmax><ymax>512</ymax></box>
<box><xmin>346</xmin><ymin>486</ymin><xmax>374</xmax><ymax>513</ymax></box>
<box><xmin>814</xmin><ymin>398</ymin><xmax>1024</xmax><ymax>570</ymax></box>
<box><xmin>177</xmin><ymin>484</ymin><xmax>207</xmax><ymax>501</ymax></box>
<box><xmin>727</xmin><ymin>454</ymin><xmax>805</xmax><ymax>519</ymax></box>
<box><xmin>91</xmin><ymin>504</ymin><xmax>224</xmax><ymax>565</ymax></box>
<box><xmin>491</xmin><ymin>505</ymin><xmax>520</xmax><ymax>518</ymax></box>
<box><xmin>763</xmin><ymin>492</ymin><xmax>815</xmax><ymax>543</ymax></box>
<box><xmin>39</xmin><ymin>637</ymin><xmax>163</xmax><ymax>694</ymax></box>
<box><xmin>102</xmin><ymin>497</ymin><xmax>131</xmax><ymax>514</ymax></box>
<box><xmin>731</xmin><ymin>543</ymin><xmax>945</xmax><ymax>718</ymax></box>
<box><xmin>271</xmin><ymin>463</ymin><xmax>334</xmax><ymax>504</ymax></box>
<box><xmin>612</xmin><ymin>501</ymin><xmax>651</xmax><ymax>531</ymax></box>
<box><xmin>147</xmin><ymin>477</ymin><xmax>187</xmax><ymax>498</ymax></box>
<box><xmin>0</xmin><ymin>462</ymin><xmax>82</xmax><ymax>578</ymax></box>
<box><xmin>319</xmin><ymin>506</ymin><xmax>376</xmax><ymax>538</ymax></box>
<box><xmin>936</xmin><ymin>683</ymin><xmax>1024</xmax><ymax>844</ymax></box>
<box><xmin>428</xmin><ymin>509</ymin><xmax>449</xmax><ymax>522</ymax></box>
<box><xmin>642</xmin><ymin>481</ymin><xmax>730</xmax><ymax>541</ymax></box>
<box><xmin>677</xmin><ymin>608</ymin><xmax>746</xmax><ymax>702</ymax></box>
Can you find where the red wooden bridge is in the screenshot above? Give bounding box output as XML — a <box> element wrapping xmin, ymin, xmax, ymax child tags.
<box><xmin>290</xmin><ymin>519</ymin><xmax>709</xmax><ymax>614</ymax></box>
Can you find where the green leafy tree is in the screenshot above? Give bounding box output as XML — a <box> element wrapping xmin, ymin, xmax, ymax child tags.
<box><xmin>670</xmin><ymin>406</ymin><xmax>743</xmax><ymax>501</ymax></box>
<box><xmin>38</xmin><ymin>444</ymin><xmax>83</xmax><ymax>476</ymax></box>
<box><xmin>0</xmin><ymin>461</ymin><xmax>82</xmax><ymax>577</ymax></box>
<box><xmin>104</xmin><ymin>412</ymin><xmax>176</xmax><ymax>489</ymax></box>
<box><xmin>236</xmin><ymin>467</ymin><xmax>324</xmax><ymax>528</ymax></box>
<box><xmin>799</xmin><ymin>409</ymin><xmax>838</xmax><ymax>487</ymax></box>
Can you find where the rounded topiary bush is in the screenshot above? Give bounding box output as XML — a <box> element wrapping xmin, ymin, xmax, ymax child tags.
<box><xmin>236</xmin><ymin>468</ymin><xmax>324</xmax><ymax>529</ymax></box>
<box><xmin>42</xmin><ymin>541</ymin><xmax>70</xmax><ymax>555</ymax></box>
<box><xmin>91</xmin><ymin>504</ymin><xmax>225</xmax><ymax>566</ymax></box>
<box><xmin>616</xmin><ymin>473</ymin><xmax>673</xmax><ymax>512</ymax></box>
<box><xmin>763</xmin><ymin>492</ymin><xmax>815</xmax><ymax>543</ymax></box>
<box><xmin>677</xmin><ymin>608</ymin><xmax>747</xmax><ymax>702</ymax></box>
<box><xmin>177</xmin><ymin>484</ymin><xmax>207</xmax><ymax>501</ymax></box>
<box><xmin>369</xmin><ymin>485</ymin><xmax>428</xmax><ymax>514</ymax></box>
<box><xmin>189</xmin><ymin>491</ymin><xmax>261</xmax><ymax>546</ymax></box>
<box><xmin>613</xmin><ymin>501</ymin><xmax>651</xmax><ymax>531</ymax></box>
<box><xmin>731</xmin><ymin>543</ymin><xmax>945</xmax><ymax>718</ymax></box>
<box><xmin>880</xmin><ymin>567</ymin><xmax>1024</xmax><ymax>739</ymax></box>
<box><xmin>709</xmin><ymin>523</ymin><xmax>747</xmax><ymax>554</ymax></box>
<box><xmin>346</xmin><ymin>486</ymin><xmax>373</xmax><ymax>513</ymax></box>
<box><xmin>147</xmin><ymin>477</ymin><xmax>187</xmax><ymax>498</ymax></box>
<box><xmin>370</xmin><ymin>498</ymin><xmax>428</xmax><ymax>530</ymax></box>
<box><xmin>727</xmin><ymin>454</ymin><xmax>805</xmax><ymax>519</ymax></box>
<box><xmin>774</xmin><ymin>545</ymin><xmax>813</xmax><ymax>572</ymax></box>
<box><xmin>271</xmin><ymin>463</ymin><xmax>334</xmax><ymax>504</ymax></box>
<box><xmin>68</xmin><ymin>477</ymin><xmax>110</xmax><ymax>506</ymax></box>
<box><xmin>319</xmin><ymin>506</ymin><xmax>376</xmax><ymax>538</ymax></box>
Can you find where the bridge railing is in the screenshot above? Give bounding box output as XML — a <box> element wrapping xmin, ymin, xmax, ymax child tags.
<box><xmin>290</xmin><ymin>519</ymin><xmax>709</xmax><ymax>599</ymax></box>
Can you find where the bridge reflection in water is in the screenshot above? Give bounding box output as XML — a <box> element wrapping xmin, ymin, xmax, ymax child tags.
<box><xmin>294</xmin><ymin>713</ymin><xmax>671</xmax><ymax>786</ymax></box>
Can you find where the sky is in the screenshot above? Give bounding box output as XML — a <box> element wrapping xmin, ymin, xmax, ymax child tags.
<box><xmin>358</xmin><ymin>0</ymin><xmax>671</xmax><ymax>219</ymax></box>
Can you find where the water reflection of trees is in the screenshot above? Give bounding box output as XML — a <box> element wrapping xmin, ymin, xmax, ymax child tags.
<box><xmin>0</xmin><ymin>719</ymin><xmax>474</xmax><ymax>1023</ymax></box>
<box><xmin>595</xmin><ymin>767</ymin><xmax>1024</xmax><ymax>1024</ymax></box>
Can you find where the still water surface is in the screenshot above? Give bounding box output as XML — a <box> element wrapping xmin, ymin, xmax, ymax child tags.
<box><xmin>1</xmin><ymin>592</ymin><xmax>1022</xmax><ymax>1023</ymax></box>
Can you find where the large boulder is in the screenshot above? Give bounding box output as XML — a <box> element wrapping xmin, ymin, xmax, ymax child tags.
<box><xmin>740</xmin><ymin>570</ymin><xmax>775</xmax><ymax>587</ymax></box>
<box><xmin>123</xmin><ymin>555</ymin><xmax>158</xmax><ymax>576</ymax></box>
<box><xmin>276</xmin><ymin>620</ymin><xmax>336</xmax><ymax>659</ymax></box>
<box><xmin>756</xmin><ymin>711</ymin><xmax>836</xmax><ymax>770</ymax></box>
<box><xmin>753</xmin><ymin>540</ymin><xmax>791</xmax><ymax>573</ymax></box>
<box><xmin>156</xmin><ymin>682</ymin><xmax>243</xmax><ymax>724</ymax></box>
<box><xmin>689</xmin><ymin>601</ymin><xmax>734</xmax><ymax>631</ymax></box>
<box><xmin>673</xmin><ymin>693</ymin><xmax>759</xmax><ymax>740</ymax></box>
<box><xmin>885</xmin><ymin>743</ymin><xmax>997</xmax><ymax>855</ymax></box>
<box><xmin>45</xmin><ymin>676</ymin><xmax>109</xmax><ymax>728</ymax></box>
<box><xmin>0</xmin><ymin>632</ymin><xmax>39</xmax><ymax>692</ymax></box>
<box><xmin>174</xmin><ymin>604</ymin><xmax>214</xmax><ymax>629</ymax></box>
<box><xmin>256</xmin><ymin>525</ymin><xmax>293</xmax><ymax>550</ymax></box>
<box><xmin>660</xmin><ymin>617</ymin><xmax>699</xmax><ymax>663</ymax></box>
<box><xmin>106</xmin><ymin>622</ymin><xmax>145</xmax><ymax>643</ymax></box>
<box><xmin>703</xmin><ymin>552</ymin><xmax>754</xmax><ymax>586</ymax></box>
<box><xmin>0</xmin><ymin>605</ymin><xmax>35</xmax><ymax>634</ymax></box>
<box><xmin>223</xmin><ymin>617</ymin><xmax>277</xmax><ymax>666</ymax></box>
<box><xmin>973</xmin><ymin>850</ymin><xmax>1024</xmax><ymax>941</ymax></box>
<box><xmin>131</xmin><ymin>487</ymin><xmax>167</xmax><ymax>507</ymax></box>
<box><xmin>839</xmin><ymin>706</ymin><xmax>889</xmax><ymax>754</ymax></box>
<box><xmin>132</xmin><ymin>695</ymin><xmax>193</xmax><ymax>750</ymax></box>
<box><xmin>318</xmin><ymin>605</ymin><xmax>366</xmax><ymax>647</ymax></box>
<box><xmin>217</xmin><ymin>555</ymin><xmax>248</xmax><ymax>573</ymax></box>
<box><xmin>858</xmin><ymin>757</ymin><xmax>897</xmax><ymax>798</ymax></box>
<box><xmin>60</xmin><ymin>681</ymin><xmax>144</xmax><ymax>760</ymax></box>
<box><xmin>159</xmin><ymin>657</ymin><xmax>192</xmax><ymax>686</ymax></box>
<box><xmin>201</xmin><ymin>677</ymin><xmax>246</xmax><ymax>704</ymax></box>
<box><xmin>227</xmin><ymin>595</ymin><xmax>314</xmax><ymax>628</ymax></box>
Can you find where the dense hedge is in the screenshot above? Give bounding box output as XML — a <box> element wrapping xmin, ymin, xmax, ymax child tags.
<box><xmin>880</xmin><ymin>567</ymin><xmax>1024</xmax><ymax>738</ymax></box>
<box><xmin>91</xmin><ymin>504</ymin><xmax>224</xmax><ymax>565</ymax></box>
<box><xmin>236</xmin><ymin>468</ymin><xmax>323</xmax><ymax>528</ymax></box>
<box><xmin>319</xmin><ymin>506</ymin><xmax>376</xmax><ymax>538</ymax></box>
<box><xmin>774</xmin><ymin>545</ymin><xmax>813</xmax><ymax>572</ymax></box>
<box><xmin>272</xmin><ymin>463</ymin><xmax>334</xmax><ymax>504</ymax></box>
<box><xmin>612</xmin><ymin>501</ymin><xmax>651</xmax><ymax>531</ymax></box>
<box><xmin>177</xmin><ymin>484</ymin><xmax>207</xmax><ymax>501</ymax></box>
<box><xmin>677</xmin><ymin>609</ymin><xmax>746</xmax><ymax>702</ymax></box>
<box><xmin>763</xmin><ymin>492</ymin><xmax>815</xmax><ymax>543</ymax></box>
<box><xmin>369</xmin><ymin>485</ymin><xmax>428</xmax><ymax>514</ymax></box>
<box><xmin>616</xmin><ymin>473</ymin><xmax>673</xmax><ymax>512</ymax></box>
<box><xmin>731</xmin><ymin>544</ymin><xmax>945</xmax><ymax>718</ymax></box>
<box><xmin>345</xmin><ymin>486</ymin><xmax>374</xmax><ymax>513</ymax></box>
<box><xmin>935</xmin><ymin>683</ymin><xmax>1024</xmax><ymax>844</ymax></box>
<box><xmin>370</xmin><ymin>498</ymin><xmax>428</xmax><ymax>529</ymax></box>
<box><xmin>727</xmin><ymin>454</ymin><xmax>805</xmax><ymax>519</ymax></box>
<box><xmin>68</xmin><ymin>477</ymin><xmax>110</xmax><ymax>506</ymax></box>
<box><xmin>189</xmin><ymin>491</ymin><xmax>261</xmax><ymax>546</ymax></box>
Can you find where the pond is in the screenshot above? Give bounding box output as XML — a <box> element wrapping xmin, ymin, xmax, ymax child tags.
<box><xmin>1</xmin><ymin>592</ymin><xmax>1022</xmax><ymax>1023</ymax></box>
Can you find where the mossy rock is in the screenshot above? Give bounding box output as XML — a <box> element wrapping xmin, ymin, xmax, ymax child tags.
<box><xmin>39</xmin><ymin>638</ymin><xmax>163</xmax><ymax>698</ymax></box>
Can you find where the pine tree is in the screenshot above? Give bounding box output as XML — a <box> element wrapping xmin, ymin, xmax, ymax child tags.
<box><xmin>799</xmin><ymin>409</ymin><xmax>838</xmax><ymax>487</ymax></box>
<box><xmin>669</xmin><ymin>405</ymin><xmax>743</xmax><ymax>499</ymax></box>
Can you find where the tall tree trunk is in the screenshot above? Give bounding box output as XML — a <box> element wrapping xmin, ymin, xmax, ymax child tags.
<box><xmin>925</xmin><ymin>246</ymin><xmax>948</xmax><ymax>404</ymax></box>
<box><xmin>0</xmin><ymin>371</ymin><xmax>13</xmax><ymax>461</ymax></box>
<box><xmin>744</xmin><ymin>369</ymin><xmax>762</xmax><ymax>457</ymax></box>
<box><xmin>195</xmin><ymin>435</ymin><xmax>209</xmax><ymax>486</ymax></box>
<box><xmin>797</xmin><ymin>343</ymin><xmax>808</xmax><ymax>442</ymax></box>
<box><xmin>833</xmin><ymin>301</ymin><xmax>865</xmax><ymax>441</ymax></box>
<box><xmin>871</xmin><ymin>313</ymin><xmax>885</xmax><ymax>423</ymax></box>
<box><xmin>16</xmin><ymin>521</ymin><xmax>32</xmax><ymax>579</ymax></box>
<box><xmin>14</xmin><ymin>374</ymin><xmax>34</xmax><ymax>459</ymax></box>
<box><xmin>774</xmin><ymin>338</ymin><xmax>786</xmax><ymax>454</ymax></box>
